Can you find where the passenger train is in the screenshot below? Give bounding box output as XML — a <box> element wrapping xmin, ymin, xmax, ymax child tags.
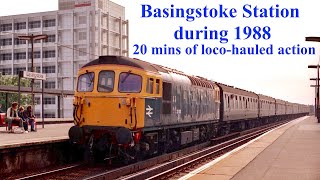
<box><xmin>69</xmin><ymin>56</ymin><xmax>310</xmax><ymax>162</ymax></box>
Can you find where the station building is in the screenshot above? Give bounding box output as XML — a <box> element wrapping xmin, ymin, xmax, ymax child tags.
<box><xmin>0</xmin><ymin>0</ymin><xmax>129</xmax><ymax>118</ymax></box>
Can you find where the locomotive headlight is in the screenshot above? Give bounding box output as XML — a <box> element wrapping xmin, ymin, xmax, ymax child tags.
<box><xmin>126</xmin><ymin>98</ymin><xmax>131</xmax><ymax>106</ymax></box>
<box><xmin>80</xmin><ymin>98</ymin><xmax>85</xmax><ymax>105</ymax></box>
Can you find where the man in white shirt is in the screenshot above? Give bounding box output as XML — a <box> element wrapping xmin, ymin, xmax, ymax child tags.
<box><xmin>6</xmin><ymin>102</ymin><xmax>23</xmax><ymax>133</ymax></box>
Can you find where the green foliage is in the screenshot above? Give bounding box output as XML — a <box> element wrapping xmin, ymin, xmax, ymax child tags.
<box><xmin>0</xmin><ymin>75</ymin><xmax>32</xmax><ymax>110</ymax></box>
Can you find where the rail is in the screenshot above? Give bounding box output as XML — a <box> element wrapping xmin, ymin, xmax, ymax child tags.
<box><xmin>86</xmin><ymin>118</ymin><xmax>298</xmax><ymax>180</ymax></box>
<box><xmin>12</xmin><ymin>117</ymin><xmax>301</xmax><ymax>180</ymax></box>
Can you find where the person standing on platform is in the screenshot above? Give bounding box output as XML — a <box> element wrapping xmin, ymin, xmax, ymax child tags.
<box><xmin>6</xmin><ymin>102</ymin><xmax>23</xmax><ymax>133</ymax></box>
<box><xmin>24</xmin><ymin>105</ymin><xmax>36</xmax><ymax>132</ymax></box>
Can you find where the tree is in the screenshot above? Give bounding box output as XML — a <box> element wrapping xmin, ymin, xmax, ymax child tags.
<box><xmin>0</xmin><ymin>75</ymin><xmax>32</xmax><ymax>110</ymax></box>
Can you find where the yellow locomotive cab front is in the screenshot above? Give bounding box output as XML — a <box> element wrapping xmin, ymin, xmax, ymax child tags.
<box><xmin>74</xmin><ymin>65</ymin><xmax>145</xmax><ymax>129</ymax></box>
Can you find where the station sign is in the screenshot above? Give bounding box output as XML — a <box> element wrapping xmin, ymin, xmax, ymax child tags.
<box><xmin>23</xmin><ymin>71</ymin><xmax>46</xmax><ymax>80</ymax></box>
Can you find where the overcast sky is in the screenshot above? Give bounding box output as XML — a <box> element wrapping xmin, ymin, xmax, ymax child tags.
<box><xmin>0</xmin><ymin>0</ymin><xmax>319</xmax><ymax>105</ymax></box>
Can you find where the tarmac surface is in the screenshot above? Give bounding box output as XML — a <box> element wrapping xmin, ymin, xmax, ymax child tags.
<box><xmin>180</xmin><ymin>116</ymin><xmax>319</xmax><ymax>180</ymax></box>
<box><xmin>0</xmin><ymin>123</ymin><xmax>73</xmax><ymax>149</ymax></box>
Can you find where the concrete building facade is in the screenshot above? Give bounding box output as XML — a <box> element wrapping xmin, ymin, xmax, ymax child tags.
<box><xmin>0</xmin><ymin>0</ymin><xmax>129</xmax><ymax>118</ymax></box>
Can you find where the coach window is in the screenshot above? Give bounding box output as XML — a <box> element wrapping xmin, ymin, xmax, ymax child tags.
<box><xmin>155</xmin><ymin>79</ymin><xmax>160</xmax><ymax>94</ymax></box>
<box><xmin>98</xmin><ymin>71</ymin><xmax>114</xmax><ymax>92</ymax></box>
<box><xmin>146</xmin><ymin>78</ymin><xmax>154</xmax><ymax>94</ymax></box>
<box><xmin>246</xmin><ymin>98</ymin><xmax>249</xmax><ymax>109</ymax></box>
<box><xmin>215</xmin><ymin>90</ymin><xmax>220</xmax><ymax>101</ymax></box>
<box><xmin>243</xmin><ymin>97</ymin><xmax>245</xmax><ymax>108</ymax></box>
<box><xmin>235</xmin><ymin>96</ymin><xmax>238</xmax><ymax>109</ymax></box>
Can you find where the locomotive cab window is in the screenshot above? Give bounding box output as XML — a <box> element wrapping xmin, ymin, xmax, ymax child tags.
<box><xmin>77</xmin><ymin>72</ymin><xmax>94</xmax><ymax>92</ymax></box>
<box><xmin>98</xmin><ymin>71</ymin><xmax>115</xmax><ymax>92</ymax></box>
<box><xmin>146</xmin><ymin>78</ymin><xmax>154</xmax><ymax>94</ymax></box>
<box><xmin>119</xmin><ymin>72</ymin><xmax>142</xmax><ymax>93</ymax></box>
<box><xmin>155</xmin><ymin>79</ymin><xmax>160</xmax><ymax>94</ymax></box>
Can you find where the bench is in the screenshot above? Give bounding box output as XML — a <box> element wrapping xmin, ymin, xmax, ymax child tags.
<box><xmin>0</xmin><ymin>113</ymin><xmax>5</xmax><ymax>126</ymax></box>
<box><xmin>5</xmin><ymin>119</ymin><xmax>22</xmax><ymax>132</ymax></box>
<box><xmin>5</xmin><ymin>119</ymin><xmax>37</xmax><ymax>132</ymax></box>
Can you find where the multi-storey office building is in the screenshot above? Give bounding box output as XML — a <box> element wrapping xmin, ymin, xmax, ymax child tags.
<box><xmin>0</xmin><ymin>0</ymin><xmax>129</xmax><ymax>118</ymax></box>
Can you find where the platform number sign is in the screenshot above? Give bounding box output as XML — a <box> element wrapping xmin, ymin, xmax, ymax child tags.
<box><xmin>145</xmin><ymin>98</ymin><xmax>161</xmax><ymax>121</ymax></box>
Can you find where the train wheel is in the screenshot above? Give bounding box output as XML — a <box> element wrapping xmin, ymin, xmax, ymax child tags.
<box><xmin>118</xmin><ymin>145</ymin><xmax>139</xmax><ymax>165</ymax></box>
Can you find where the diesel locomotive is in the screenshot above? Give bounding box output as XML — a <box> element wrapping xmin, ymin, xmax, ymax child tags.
<box><xmin>69</xmin><ymin>56</ymin><xmax>309</xmax><ymax>162</ymax></box>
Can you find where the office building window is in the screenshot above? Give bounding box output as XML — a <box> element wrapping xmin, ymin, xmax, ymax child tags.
<box><xmin>29</xmin><ymin>21</ymin><xmax>41</xmax><ymax>29</ymax></box>
<box><xmin>43</xmin><ymin>19</ymin><xmax>56</xmax><ymax>27</ymax></box>
<box><xmin>34</xmin><ymin>39</ymin><xmax>41</xmax><ymax>43</ymax></box>
<box><xmin>44</xmin><ymin>50</ymin><xmax>55</xmax><ymax>58</ymax></box>
<box><xmin>34</xmin><ymin>81</ymin><xmax>41</xmax><ymax>88</ymax></box>
<box><xmin>0</xmin><ymin>68</ymin><xmax>12</xmax><ymax>75</ymax></box>
<box><xmin>14</xmin><ymin>52</ymin><xmax>26</xmax><ymax>60</ymax></box>
<box><xmin>44</xmin><ymin>113</ymin><xmax>55</xmax><ymax>118</ymax></box>
<box><xmin>79</xmin><ymin>16</ymin><xmax>87</xmax><ymax>24</ymax></box>
<box><xmin>44</xmin><ymin>81</ymin><xmax>55</xmax><ymax>89</ymax></box>
<box><xmin>43</xmin><ymin>66</ymin><xmax>55</xmax><ymax>73</ymax></box>
<box><xmin>14</xmin><ymin>67</ymin><xmax>26</xmax><ymax>75</ymax></box>
<box><xmin>14</xmin><ymin>38</ymin><xmax>26</xmax><ymax>45</ymax></box>
<box><xmin>0</xmin><ymin>24</ymin><xmax>12</xmax><ymax>31</ymax></box>
<box><xmin>0</xmin><ymin>53</ymin><xmax>12</xmax><ymax>60</ymax></box>
<box><xmin>28</xmin><ymin>51</ymin><xmax>41</xmax><ymax>59</ymax></box>
<box><xmin>44</xmin><ymin>97</ymin><xmax>55</xmax><ymax>105</ymax></box>
<box><xmin>78</xmin><ymin>48</ymin><xmax>87</xmax><ymax>56</ymax></box>
<box><xmin>78</xmin><ymin>32</ymin><xmax>87</xmax><ymax>41</ymax></box>
<box><xmin>35</xmin><ymin>97</ymin><xmax>40</xmax><ymax>105</ymax></box>
<box><xmin>44</xmin><ymin>35</ymin><xmax>55</xmax><ymax>43</ymax></box>
<box><xmin>14</xmin><ymin>22</ymin><xmax>26</xmax><ymax>30</ymax></box>
<box><xmin>0</xmin><ymin>39</ymin><xmax>12</xmax><ymax>46</ymax></box>
<box><xmin>28</xmin><ymin>67</ymin><xmax>41</xmax><ymax>73</ymax></box>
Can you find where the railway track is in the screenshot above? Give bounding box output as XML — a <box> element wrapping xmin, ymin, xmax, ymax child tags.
<box><xmin>12</xmin><ymin>117</ymin><xmax>298</xmax><ymax>180</ymax></box>
<box><xmin>85</xmin><ymin>118</ymin><xmax>296</xmax><ymax>180</ymax></box>
<box><xmin>118</xmin><ymin>119</ymin><xmax>294</xmax><ymax>180</ymax></box>
<box><xmin>15</xmin><ymin>163</ymin><xmax>86</xmax><ymax>180</ymax></box>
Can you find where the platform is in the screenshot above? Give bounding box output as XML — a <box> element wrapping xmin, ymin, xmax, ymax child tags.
<box><xmin>179</xmin><ymin>116</ymin><xmax>320</xmax><ymax>180</ymax></box>
<box><xmin>0</xmin><ymin>123</ymin><xmax>73</xmax><ymax>149</ymax></box>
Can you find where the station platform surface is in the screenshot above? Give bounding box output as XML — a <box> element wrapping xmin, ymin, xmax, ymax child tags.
<box><xmin>180</xmin><ymin>116</ymin><xmax>320</xmax><ymax>180</ymax></box>
<box><xmin>0</xmin><ymin>123</ymin><xmax>73</xmax><ymax>149</ymax></box>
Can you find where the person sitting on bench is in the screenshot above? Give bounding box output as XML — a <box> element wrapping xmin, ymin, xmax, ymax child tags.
<box><xmin>6</xmin><ymin>102</ymin><xmax>24</xmax><ymax>133</ymax></box>
<box><xmin>18</xmin><ymin>106</ymin><xmax>28</xmax><ymax>132</ymax></box>
<box><xmin>24</xmin><ymin>105</ymin><xmax>36</xmax><ymax>132</ymax></box>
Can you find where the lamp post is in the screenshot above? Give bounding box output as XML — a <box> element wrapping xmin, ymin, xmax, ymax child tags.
<box><xmin>18</xmin><ymin>34</ymin><xmax>47</xmax><ymax>114</ymax></box>
<box><xmin>310</xmin><ymin>78</ymin><xmax>320</xmax><ymax>107</ymax></box>
<box><xmin>306</xmin><ymin>36</ymin><xmax>320</xmax><ymax>121</ymax></box>
<box><xmin>308</xmin><ymin>65</ymin><xmax>320</xmax><ymax>121</ymax></box>
<box><xmin>61</xmin><ymin>77</ymin><xmax>70</xmax><ymax>118</ymax></box>
<box><xmin>310</xmin><ymin>83</ymin><xmax>319</xmax><ymax>114</ymax></box>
